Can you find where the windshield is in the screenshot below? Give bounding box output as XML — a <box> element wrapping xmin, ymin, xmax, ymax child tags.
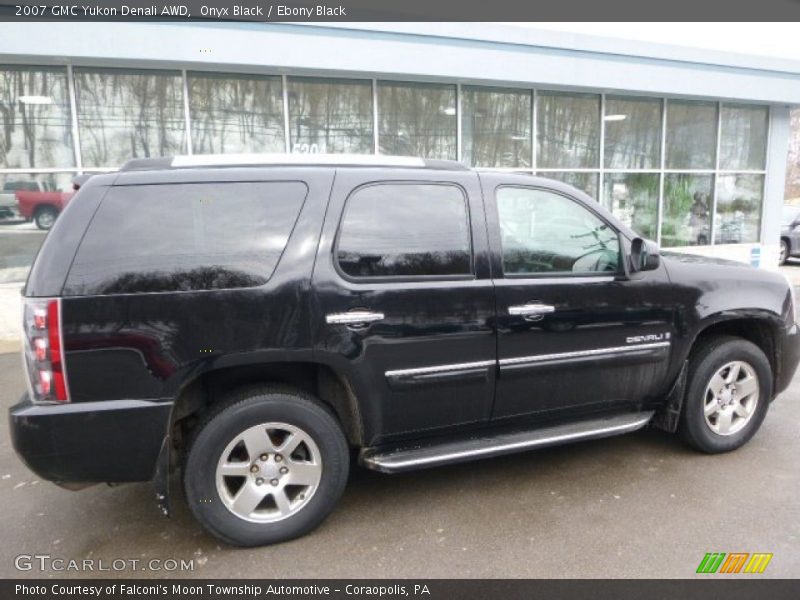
<box><xmin>783</xmin><ymin>205</ymin><xmax>800</xmax><ymax>226</ymax></box>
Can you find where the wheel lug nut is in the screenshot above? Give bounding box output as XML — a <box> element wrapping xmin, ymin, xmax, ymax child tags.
<box><xmin>255</xmin><ymin>478</ymin><xmax>264</xmax><ymax>486</ymax></box>
<box><xmin>250</xmin><ymin>465</ymin><xmax>259</xmax><ymax>473</ymax></box>
<box><xmin>270</xmin><ymin>479</ymin><xmax>279</xmax><ymax>486</ymax></box>
<box><xmin>260</xmin><ymin>454</ymin><xmax>268</xmax><ymax>461</ymax></box>
<box><xmin>275</xmin><ymin>454</ymin><xmax>283</xmax><ymax>462</ymax></box>
<box><xmin>280</xmin><ymin>467</ymin><xmax>288</xmax><ymax>474</ymax></box>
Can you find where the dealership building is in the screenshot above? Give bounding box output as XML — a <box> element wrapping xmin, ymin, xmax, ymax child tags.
<box><xmin>1</xmin><ymin>22</ymin><xmax>800</xmax><ymax>268</ymax></box>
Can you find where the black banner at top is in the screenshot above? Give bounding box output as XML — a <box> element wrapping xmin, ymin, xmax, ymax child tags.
<box><xmin>1</xmin><ymin>0</ymin><xmax>800</xmax><ymax>21</ymax></box>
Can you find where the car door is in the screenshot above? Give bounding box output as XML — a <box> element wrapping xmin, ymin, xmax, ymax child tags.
<box><xmin>481</xmin><ymin>173</ymin><xmax>675</xmax><ymax>422</ymax></box>
<box><xmin>311</xmin><ymin>168</ymin><xmax>496</xmax><ymax>446</ymax></box>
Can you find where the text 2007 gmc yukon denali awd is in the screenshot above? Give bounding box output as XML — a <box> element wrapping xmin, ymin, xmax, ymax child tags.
<box><xmin>9</xmin><ymin>154</ymin><xmax>800</xmax><ymax>546</ymax></box>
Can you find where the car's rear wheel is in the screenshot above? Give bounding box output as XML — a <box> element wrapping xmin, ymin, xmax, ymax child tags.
<box><xmin>183</xmin><ymin>386</ymin><xmax>349</xmax><ymax>546</ymax></box>
<box><xmin>779</xmin><ymin>239</ymin><xmax>789</xmax><ymax>265</ymax></box>
<box><xmin>679</xmin><ymin>335</ymin><xmax>771</xmax><ymax>453</ymax></box>
<box><xmin>34</xmin><ymin>206</ymin><xmax>58</xmax><ymax>230</ymax></box>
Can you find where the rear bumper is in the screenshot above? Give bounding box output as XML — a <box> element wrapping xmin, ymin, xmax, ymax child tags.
<box><xmin>9</xmin><ymin>394</ymin><xmax>173</xmax><ymax>483</ymax></box>
<box><xmin>776</xmin><ymin>323</ymin><xmax>800</xmax><ymax>396</ymax></box>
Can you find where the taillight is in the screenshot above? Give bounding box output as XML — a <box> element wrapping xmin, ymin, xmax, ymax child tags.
<box><xmin>22</xmin><ymin>298</ymin><xmax>70</xmax><ymax>403</ymax></box>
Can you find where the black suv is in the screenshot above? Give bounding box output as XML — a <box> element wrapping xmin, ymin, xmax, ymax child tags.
<box><xmin>10</xmin><ymin>154</ymin><xmax>800</xmax><ymax>546</ymax></box>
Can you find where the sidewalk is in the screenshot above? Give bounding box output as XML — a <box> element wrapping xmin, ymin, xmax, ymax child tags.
<box><xmin>0</xmin><ymin>282</ymin><xmax>22</xmax><ymax>353</ymax></box>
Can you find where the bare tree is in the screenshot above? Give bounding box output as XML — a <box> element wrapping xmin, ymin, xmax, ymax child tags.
<box><xmin>786</xmin><ymin>108</ymin><xmax>800</xmax><ymax>202</ymax></box>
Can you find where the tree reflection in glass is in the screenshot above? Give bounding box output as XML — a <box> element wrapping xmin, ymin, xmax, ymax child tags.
<box><xmin>662</xmin><ymin>174</ymin><xmax>713</xmax><ymax>247</ymax></box>
<box><xmin>74</xmin><ymin>68</ymin><xmax>185</xmax><ymax>167</ymax></box>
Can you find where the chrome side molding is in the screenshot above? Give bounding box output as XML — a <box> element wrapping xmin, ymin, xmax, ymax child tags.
<box><xmin>385</xmin><ymin>360</ymin><xmax>495</xmax><ymax>378</ymax></box>
<box><xmin>499</xmin><ymin>341</ymin><xmax>670</xmax><ymax>367</ymax></box>
<box><xmin>383</xmin><ymin>341</ymin><xmax>670</xmax><ymax>379</ymax></box>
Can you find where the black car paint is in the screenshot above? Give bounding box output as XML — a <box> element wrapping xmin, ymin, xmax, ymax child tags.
<box><xmin>10</xmin><ymin>164</ymin><xmax>800</xmax><ymax>492</ymax></box>
<box><xmin>480</xmin><ymin>172</ymin><xmax>676</xmax><ymax>422</ymax></box>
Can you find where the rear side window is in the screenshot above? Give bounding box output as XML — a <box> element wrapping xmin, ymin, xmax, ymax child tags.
<box><xmin>336</xmin><ymin>183</ymin><xmax>472</xmax><ymax>279</ymax></box>
<box><xmin>64</xmin><ymin>181</ymin><xmax>307</xmax><ymax>295</ymax></box>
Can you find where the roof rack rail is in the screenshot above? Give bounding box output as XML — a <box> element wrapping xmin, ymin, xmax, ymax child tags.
<box><xmin>119</xmin><ymin>153</ymin><xmax>469</xmax><ymax>172</ymax></box>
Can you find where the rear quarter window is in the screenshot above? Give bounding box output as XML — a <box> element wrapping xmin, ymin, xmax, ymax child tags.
<box><xmin>64</xmin><ymin>181</ymin><xmax>307</xmax><ymax>295</ymax></box>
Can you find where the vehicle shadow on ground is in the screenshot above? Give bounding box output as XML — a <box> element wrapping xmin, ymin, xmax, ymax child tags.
<box><xmin>39</xmin><ymin>425</ymin><xmax>692</xmax><ymax>575</ymax></box>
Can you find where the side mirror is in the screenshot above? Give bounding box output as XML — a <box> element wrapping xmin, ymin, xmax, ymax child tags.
<box><xmin>630</xmin><ymin>237</ymin><xmax>660</xmax><ymax>273</ymax></box>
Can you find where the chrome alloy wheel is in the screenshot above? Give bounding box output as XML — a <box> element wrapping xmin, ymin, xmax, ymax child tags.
<box><xmin>215</xmin><ymin>422</ymin><xmax>322</xmax><ymax>523</ymax></box>
<box><xmin>703</xmin><ymin>361</ymin><xmax>760</xmax><ymax>436</ymax></box>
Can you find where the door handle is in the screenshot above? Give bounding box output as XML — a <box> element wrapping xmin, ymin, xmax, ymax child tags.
<box><xmin>508</xmin><ymin>303</ymin><xmax>556</xmax><ymax>318</ymax></box>
<box><xmin>325</xmin><ymin>310</ymin><xmax>385</xmax><ymax>326</ymax></box>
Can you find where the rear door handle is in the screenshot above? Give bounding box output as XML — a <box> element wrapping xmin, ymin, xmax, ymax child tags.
<box><xmin>508</xmin><ymin>303</ymin><xmax>556</xmax><ymax>318</ymax></box>
<box><xmin>325</xmin><ymin>310</ymin><xmax>385</xmax><ymax>326</ymax></box>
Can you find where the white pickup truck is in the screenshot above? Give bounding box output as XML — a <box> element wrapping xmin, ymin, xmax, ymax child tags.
<box><xmin>0</xmin><ymin>180</ymin><xmax>43</xmax><ymax>218</ymax></box>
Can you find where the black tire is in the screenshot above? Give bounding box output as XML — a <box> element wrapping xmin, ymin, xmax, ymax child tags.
<box><xmin>779</xmin><ymin>239</ymin><xmax>789</xmax><ymax>265</ymax></box>
<box><xmin>679</xmin><ymin>335</ymin><xmax>772</xmax><ymax>454</ymax></box>
<box><xmin>183</xmin><ymin>385</ymin><xmax>349</xmax><ymax>547</ymax></box>
<box><xmin>34</xmin><ymin>206</ymin><xmax>59</xmax><ymax>230</ymax></box>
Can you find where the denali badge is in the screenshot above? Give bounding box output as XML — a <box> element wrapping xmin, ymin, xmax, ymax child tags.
<box><xmin>626</xmin><ymin>333</ymin><xmax>670</xmax><ymax>344</ymax></box>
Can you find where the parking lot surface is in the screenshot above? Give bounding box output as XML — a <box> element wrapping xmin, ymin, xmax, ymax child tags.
<box><xmin>1</xmin><ymin>351</ymin><xmax>799</xmax><ymax>579</ymax></box>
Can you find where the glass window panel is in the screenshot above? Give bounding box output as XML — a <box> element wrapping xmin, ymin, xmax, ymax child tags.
<box><xmin>602</xmin><ymin>173</ymin><xmax>659</xmax><ymax>240</ymax></box>
<box><xmin>783</xmin><ymin>205</ymin><xmax>800</xmax><ymax>226</ymax></box>
<box><xmin>662</xmin><ymin>174</ymin><xmax>713</xmax><ymax>247</ymax></box>
<box><xmin>75</xmin><ymin>68</ymin><xmax>185</xmax><ymax>168</ymax></box>
<box><xmin>603</xmin><ymin>96</ymin><xmax>661</xmax><ymax>169</ymax></box>
<box><xmin>788</xmin><ymin>108</ymin><xmax>800</xmax><ymax>200</ymax></box>
<box><xmin>378</xmin><ymin>81</ymin><xmax>456</xmax><ymax>160</ymax></box>
<box><xmin>65</xmin><ymin>182</ymin><xmax>308</xmax><ymax>295</ymax></box>
<box><xmin>536</xmin><ymin>171</ymin><xmax>599</xmax><ymax>200</ymax></box>
<box><xmin>336</xmin><ymin>183</ymin><xmax>471</xmax><ymax>278</ymax></box>
<box><xmin>496</xmin><ymin>187</ymin><xmax>619</xmax><ymax>275</ymax></box>
<box><xmin>719</xmin><ymin>104</ymin><xmax>768</xmax><ymax>171</ymax></box>
<box><xmin>536</xmin><ymin>92</ymin><xmax>600</xmax><ymax>169</ymax></box>
<box><xmin>0</xmin><ymin>66</ymin><xmax>75</xmax><ymax>169</ymax></box>
<box><xmin>286</xmin><ymin>77</ymin><xmax>373</xmax><ymax>154</ymax></box>
<box><xmin>0</xmin><ymin>172</ymin><xmax>76</xmax><ymax>283</ymax></box>
<box><xmin>665</xmin><ymin>100</ymin><xmax>717</xmax><ymax>169</ymax></box>
<box><xmin>461</xmin><ymin>86</ymin><xmax>531</xmax><ymax>168</ymax></box>
<box><xmin>188</xmin><ymin>73</ymin><xmax>285</xmax><ymax>154</ymax></box>
<box><xmin>714</xmin><ymin>174</ymin><xmax>764</xmax><ymax>245</ymax></box>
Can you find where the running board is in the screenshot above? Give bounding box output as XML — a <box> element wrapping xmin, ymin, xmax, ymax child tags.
<box><xmin>360</xmin><ymin>411</ymin><xmax>654</xmax><ymax>473</ymax></box>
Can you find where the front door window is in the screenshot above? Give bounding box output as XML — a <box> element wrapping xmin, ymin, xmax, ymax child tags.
<box><xmin>496</xmin><ymin>187</ymin><xmax>620</xmax><ymax>276</ymax></box>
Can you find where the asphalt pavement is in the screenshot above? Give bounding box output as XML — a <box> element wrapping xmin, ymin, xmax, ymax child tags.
<box><xmin>1</xmin><ymin>351</ymin><xmax>798</xmax><ymax>579</ymax></box>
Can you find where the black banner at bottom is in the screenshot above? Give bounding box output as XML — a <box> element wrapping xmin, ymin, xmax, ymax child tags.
<box><xmin>3</xmin><ymin>579</ymin><xmax>800</xmax><ymax>600</ymax></box>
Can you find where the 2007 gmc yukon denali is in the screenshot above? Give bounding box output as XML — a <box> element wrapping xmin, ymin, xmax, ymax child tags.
<box><xmin>9</xmin><ymin>154</ymin><xmax>800</xmax><ymax>546</ymax></box>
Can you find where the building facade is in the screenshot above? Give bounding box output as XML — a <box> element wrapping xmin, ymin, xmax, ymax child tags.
<box><xmin>1</xmin><ymin>22</ymin><xmax>799</xmax><ymax>270</ymax></box>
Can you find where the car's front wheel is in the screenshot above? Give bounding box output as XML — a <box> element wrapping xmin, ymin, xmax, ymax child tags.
<box><xmin>183</xmin><ymin>386</ymin><xmax>349</xmax><ymax>546</ymax></box>
<box><xmin>779</xmin><ymin>239</ymin><xmax>789</xmax><ymax>265</ymax></box>
<box><xmin>679</xmin><ymin>335</ymin><xmax>771</xmax><ymax>453</ymax></box>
